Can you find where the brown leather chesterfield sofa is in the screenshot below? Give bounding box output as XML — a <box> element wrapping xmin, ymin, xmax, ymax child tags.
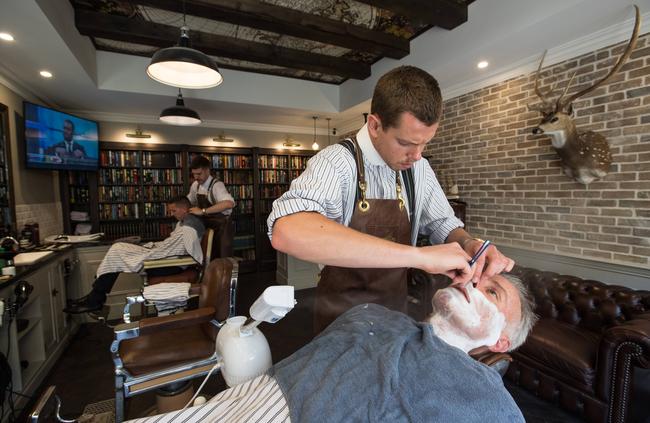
<box><xmin>506</xmin><ymin>265</ymin><xmax>650</xmax><ymax>423</ymax></box>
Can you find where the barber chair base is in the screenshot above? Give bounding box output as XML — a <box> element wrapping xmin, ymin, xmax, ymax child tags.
<box><xmin>155</xmin><ymin>381</ymin><xmax>194</xmax><ymax>415</ymax></box>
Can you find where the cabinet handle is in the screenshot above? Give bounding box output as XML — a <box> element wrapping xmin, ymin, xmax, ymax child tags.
<box><xmin>52</xmin><ymin>289</ymin><xmax>59</xmax><ymax>297</ymax></box>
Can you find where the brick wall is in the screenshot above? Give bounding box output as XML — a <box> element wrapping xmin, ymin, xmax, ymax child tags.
<box><xmin>427</xmin><ymin>33</ymin><xmax>650</xmax><ymax>268</ymax></box>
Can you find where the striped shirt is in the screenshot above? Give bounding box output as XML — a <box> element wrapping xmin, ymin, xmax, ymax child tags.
<box><xmin>96</xmin><ymin>222</ymin><xmax>203</xmax><ymax>277</ymax></box>
<box><xmin>267</xmin><ymin>124</ymin><xmax>463</xmax><ymax>246</ymax></box>
<box><xmin>127</xmin><ymin>374</ymin><xmax>290</xmax><ymax>423</ymax></box>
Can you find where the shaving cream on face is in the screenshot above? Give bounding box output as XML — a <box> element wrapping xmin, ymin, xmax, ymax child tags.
<box><xmin>428</xmin><ymin>284</ymin><xmax>506</xmax><ymax>353</ymax></box>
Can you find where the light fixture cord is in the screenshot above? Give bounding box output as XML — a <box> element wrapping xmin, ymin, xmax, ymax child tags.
<box><xmin>182</xmin><ymin>0</ymin><xmax>187</xmax><ymax>25</ymax></box>
<box><xmin>313</xmin><ymin>116</ymin><xmax>317</xmax><ymax>142</ymax></box>
<box><xmin>327</xmin><ymin>118</ymin><xmax>331</xmax><ymax>146</ymax></box>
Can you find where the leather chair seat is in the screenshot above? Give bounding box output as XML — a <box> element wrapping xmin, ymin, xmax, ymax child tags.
<box><xmin>518</xmin><ymin>319</ymin><xmax>599</xmax><ymax>392</ymax></box>
<box><xmin>120</xmin><ymin>326</ymin><xmax>215</xmax><ymax>376</ymax></box>
<box><xmin>147</xmin><ymin>268</ymin><xmax>198</xmax><ymax>285</ymax></box>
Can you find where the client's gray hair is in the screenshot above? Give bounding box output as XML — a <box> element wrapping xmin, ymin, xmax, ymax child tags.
<box><xmin>501</xmin><ymin>274</ymin><xmax>538</xmax><ymax>351</ymax></box>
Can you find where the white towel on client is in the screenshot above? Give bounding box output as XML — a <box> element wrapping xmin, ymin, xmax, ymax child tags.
<box><xmin>143</xmin><ymin>282</ymin><xmax>191</xmax><ymax>313</ymax></box>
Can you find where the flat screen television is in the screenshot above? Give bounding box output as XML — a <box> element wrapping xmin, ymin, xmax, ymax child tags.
<box><xmin>23</xmin><ymin>101</ymin><xmax>99</xmax><ymax>171</ymax></box>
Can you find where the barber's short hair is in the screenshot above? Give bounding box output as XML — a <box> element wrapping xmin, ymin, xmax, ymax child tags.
<box><xmin>501</xmin><ymin>274</ymin><xmax>538</xmax><ymax>351</ymax></box>
<box><xmin>370</xmin><ymin>65</ymin><xmax>443</xmax><ymax>129</ymax></box>
<box><xmin>169</xmin><ymin>196</ymin><xmax>191</xmax><ymax>209</ymax></box>
<box><xmin>63</xmin><ymin>119</ymin><xmax>74</xmax><ymax>130</ymax></box>
<box><xmin>190</xmin><ymin>155</ymin><xmax>211</xmax><ymax>170</ymax></box>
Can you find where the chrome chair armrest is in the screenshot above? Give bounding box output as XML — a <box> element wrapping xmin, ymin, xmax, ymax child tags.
<box><xmin>123</xmin><ymin>295</ymin><xmax>145</xmax><ymax>323</ymax></box>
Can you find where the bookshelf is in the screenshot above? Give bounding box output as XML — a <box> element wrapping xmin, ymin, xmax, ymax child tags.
<box><xmin>0</xmin><ymin>104</ymin><xmax>16</xmax><ymax>235</ymax></box>
<box><xmin>61</xmin><ymin>144</ymin><xmax>315</xmax><ymax>272</ymax></box>
<box><xmin>96</xmin><ymin>143</ymin><xmax>183</xmax><ymax>242</ymax></box>
<box><xmin>256</xmin><ymin>149</ymin><xmax>313</xmax><ymax>270</ymax></box>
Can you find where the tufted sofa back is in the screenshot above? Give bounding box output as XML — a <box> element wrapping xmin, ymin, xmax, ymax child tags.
<box><xmin>511</xmin><ymin>266</ymin><xmax>650</xmax><ymax>334</ymax></box>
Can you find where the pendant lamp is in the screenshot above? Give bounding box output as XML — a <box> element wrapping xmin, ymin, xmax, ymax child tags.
<box><xmin>311</xmin><ymin>116</ymin><xmax>319</xmax><ymax>150</ymax></box>
<box><xmin>160</xmin><ymin>89</ymin><xmax>201</xmax><ymax>126</ymax></box>
<box><xmin>146</xmin><ymin>2</ymin><xmax>223</xmax><ymax>89</ymax></box>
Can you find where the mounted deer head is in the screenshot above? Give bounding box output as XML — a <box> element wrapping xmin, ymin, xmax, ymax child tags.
<box><xmin>529</xmin><ymin>5</ymin><xmax>641</xmax><ymax>185</ymax></box>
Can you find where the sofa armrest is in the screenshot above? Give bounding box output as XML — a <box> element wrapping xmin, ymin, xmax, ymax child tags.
<box><xmin>595</xmin><ymin>315</ymin><xmax>650</xmax><ymax>403</ymax></box>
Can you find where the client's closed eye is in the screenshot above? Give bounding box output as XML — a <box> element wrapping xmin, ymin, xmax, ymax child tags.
<box><xmin>487</xmin><ymin>288</ymin><xmax>498</xmax><ymax>299</ymax></box>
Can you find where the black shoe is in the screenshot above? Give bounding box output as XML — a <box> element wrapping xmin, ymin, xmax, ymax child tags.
<box><xmin>63</xmin><ymin>300</ymin><xmax>103</xmax><ymax>314</ymax></box>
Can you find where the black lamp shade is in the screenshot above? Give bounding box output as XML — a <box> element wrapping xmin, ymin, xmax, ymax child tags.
<box><xmin>159</xmin><ymin>93</ymin><xmax>201</xmax><ymax>126</ymax></box>
<box><xmin>147</xmin><ymin>46</ymin><xmax>223</xmax><ymax>89</ymax></box>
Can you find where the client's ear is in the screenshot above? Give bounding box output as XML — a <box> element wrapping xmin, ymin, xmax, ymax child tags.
<box><xmin>488</xmin><ymin>336</ymin><xmax>510</xmax><ymax>353</ymax></box>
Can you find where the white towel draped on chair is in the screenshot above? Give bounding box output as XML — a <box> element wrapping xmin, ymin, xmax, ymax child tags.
<box><xmin>143</xmin><ymin>282</ymin><xmax>191</xmax><ymax>313</ymax></box>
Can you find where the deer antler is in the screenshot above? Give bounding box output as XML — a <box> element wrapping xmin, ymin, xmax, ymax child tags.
<box><xmin>558</xmin><ymin>5</ymin><xmax>641</xmax><ymax>110</ymax></box>
<box><xmin>532</xmin><ymin>50</ymin><xmax>555</xmax><ymax>110</ymax></box>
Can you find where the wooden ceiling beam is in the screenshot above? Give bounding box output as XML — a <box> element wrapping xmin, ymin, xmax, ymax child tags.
<box><xmin>74</xmin><ymin>10</ymin><xmax>370</xmax><ymax>80</ymax></box>
<box><xmin>133</xmin><ymin>0</ymin><xmax>409</xmax><ymax>59</ymax></box>
<box><xmin>354</xmin><ymin>0</ymin><xmax>468</xmax><ymax>29</ymax></box>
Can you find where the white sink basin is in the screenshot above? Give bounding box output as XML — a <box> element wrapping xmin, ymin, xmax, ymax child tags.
<box><xmin>13</xmin><ymin>251</ymin><xmax>54</xmax><ymax>266</ymax></box>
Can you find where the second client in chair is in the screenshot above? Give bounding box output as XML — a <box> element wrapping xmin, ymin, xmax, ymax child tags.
<box><xmin>65</xmin><ymin>196</ymin><xmax>205</xmax><ymax>314</ymax></box>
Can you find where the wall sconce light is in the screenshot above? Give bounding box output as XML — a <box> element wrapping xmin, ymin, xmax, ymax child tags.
<box><xmin>282</xmin><ymin>136</ymin><xmax>301</xmax><ymax>148</ymax></box>
<box><xmin>213</xmin><ymin>133</ymin><xmax>234</xmax><ymax>142</ymax></box>
<box><xmin>125</xmin><ymin>127</ymin><xmax>152</xmax><ymax>139</ymax></box>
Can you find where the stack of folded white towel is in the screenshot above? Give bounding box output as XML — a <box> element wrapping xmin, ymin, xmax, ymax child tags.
<box><xmin>143</xmin><ymin>282</ymin><xmax>191</xmax><ymax>314</ymax></box>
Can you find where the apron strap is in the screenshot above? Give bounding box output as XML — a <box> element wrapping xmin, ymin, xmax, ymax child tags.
<box><xmin>207</xmin><ymin>176</ymin><xmax>218</xmax><ymax>204</ymax></box>
<box><xmin>339</xmin><ymin>137</ymin><xmax>415</xmax><ymax>222</ymax></box>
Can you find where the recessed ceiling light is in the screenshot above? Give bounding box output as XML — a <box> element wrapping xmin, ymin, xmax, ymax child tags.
<box><xmin>477</xmin><ymin>61</ymin><xmax>489</xmax><ymax>69</ymax></box>
<box><xmin>0</xmin><ymin>32</ymin><xmax>14</xmax><ymax>42</ymax></box>
<box><xmin>39</xmin><ymin>70</ymin><xmax>53</xmax><ymax>78</ymax></box>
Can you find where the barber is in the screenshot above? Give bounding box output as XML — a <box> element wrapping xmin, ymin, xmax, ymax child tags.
<box><xmin>268</xmin><ymin>65</ymin><xmax>515</xmax><ymax>333</ymax></box>
<box><xmin>187</xmin><ymin>155</ymin><xmax>235</xmax><ymax>255</ymax></box>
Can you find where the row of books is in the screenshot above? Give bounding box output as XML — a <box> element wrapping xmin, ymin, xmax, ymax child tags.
<box><xmin>236</xmin><ymin>199</ymin><xmax>254</xmax><ymax>214</ymax></box>
<box><xmin>259</xmin><ymin>170</ymin><xmax>289</xmax><ymax>184</ymax></box>
<box><xmin>70</xmin><ymin>187</ymin><xmax>90</xmax><ymax>204</ymax></box>
<box><xmin>99</xmin><ymin>186</ymin><xmax>140</xmax><ymax>202</ymax></box>
<box><xmin>290</xmin><ymin>156</ymin><xmax>310</xmax><ymax>169</ymax></box>
<box><xmin>143</xmin><ymin>169</ymin><xmax>183</xmax><ymax>184</ymax></box>
<box><xmin>229</xmin><ymin>184</ymin><xmax>254</xmax><ymax>200</ymax></box>
<box><xmin>99</xmin><ymin>203</ymin><xmax>139</xmax><ymax>220</ymax></box>
<box><xmin>99</xmin><ymin>169</ymin><xmax>139</xmax><ymax>185</ymax></box>
<box><xmin>258</xmin><ymin>155</ymin><xmax>288</xmax><ymax>169</ymax></box>
<box><xmin>143</xmin><ymin>202</ymin><xmax>170</xmax><ymax>217</ymax></box>
<box><xmin>259</xmin><ymin>199</ymin><xmax>275</xmax><ymax>215</ymax></box>
<box><xmin>209</xmin><ymin>154</ymin><xmax>252</xmax><ymax>169</ymax></box>
<box><xmin>67</xmin><ymin>171</ymin><xmax>89</xmax><ymax>185</ymax></box>
<box><xmin>142</xmin><ymin>151</ymin><xmax>181</xmax><ymax>168</ymax></box>
<box><xmin>235</xmin><ymin>248</ymin><xmax>256</xmax><ymax>261</ymax></box>
<box><xmin>143</xmin><ymin>185</ymin><xmax>184</xmax><ymax>201</ymax></box>
<box><xmin>233</xmin><ymin>235</ymin><xmax>256</xmax><ymax>250</ymax></box>
<box><xmin>215</xmin><ymin>170</ymin><xmax>254</xmax><ymax>184</ymax></box>
<box><xmin>100</xmin><ymin>150</ymin><xmax>140</xmax><ymax>167</ymax></box>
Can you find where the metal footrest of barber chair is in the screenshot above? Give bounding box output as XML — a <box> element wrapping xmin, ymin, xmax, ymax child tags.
<box><xmin>87</xmin><ymin>305</ymin><xmax>110</xmax><ymax>326</ymax></box>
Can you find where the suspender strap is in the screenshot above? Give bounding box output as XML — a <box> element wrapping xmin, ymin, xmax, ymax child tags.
<box><xmin>207</xmin><ymin>177</ymin><xmax>218</xmax><ymax>204</ymax></box>
<box><xmin>401</xmin><ymin>167</ymin><xmax>415</xmax><ymax>222</ymax></box>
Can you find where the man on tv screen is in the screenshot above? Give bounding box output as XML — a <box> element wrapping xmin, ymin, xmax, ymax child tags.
<box><xmin>44</xmin><ymin>119</ymin><xmax>87</xmax><ymax>160</ymax></box>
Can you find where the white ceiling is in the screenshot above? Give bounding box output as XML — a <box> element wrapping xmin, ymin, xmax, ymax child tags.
<box><xmin>0</xmin><ymin>0</ymin><xmax>648</xmax><ymax>135</ymax></box>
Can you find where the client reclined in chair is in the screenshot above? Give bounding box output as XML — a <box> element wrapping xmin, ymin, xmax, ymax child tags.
<box><xmin>129</xmin><ymin>273</ymin><xmax>538</xmax><ymax>423</ymax></box>
<box><xmin>65</xmin><ymin>196</ymin><xmax>205</xmax><ymax>314</ymax></box>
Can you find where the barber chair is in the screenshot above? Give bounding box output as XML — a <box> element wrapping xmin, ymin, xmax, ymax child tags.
<box><xmin>505</xmin><ymin>265</ymin><xmax>650</xmax><ymax>423</ymax></box>
<box><xmin>111</xmin><ymin>257</ymin><xmax>239</xmax><ymax>422</ymax></box>
<box><xmin>142</xmin><ymin>228</ymin><xmax>214</xmax><ymax>286</ymax></box>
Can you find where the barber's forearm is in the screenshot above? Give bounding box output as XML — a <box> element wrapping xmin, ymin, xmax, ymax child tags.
<box><xmin>205</xmin><ymin>200</ymin><xmax>235</xmax><ymax>214</ymax></box>
<box><xmin>271</xmin><ymin>212</ymin><xmax>420</xmax><ymax>269</ymax></box>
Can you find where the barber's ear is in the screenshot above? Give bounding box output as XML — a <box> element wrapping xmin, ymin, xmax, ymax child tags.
<box><xmin>366</xmin><ymin>114</ymin><xmax>382</xmax><ymax>138</ymax></box>
<box><xmin>488</xmin><ymin>336</ymin><xmax>510</xmax><ymax>353</ymax></box>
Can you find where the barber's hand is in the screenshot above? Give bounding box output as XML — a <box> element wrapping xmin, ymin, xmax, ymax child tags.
<box><xmin>189</xmin><ymin>207</ymin><xmax>203</xmax><ymax>216</ymax></box>
<box><xmin>462</xmin><ymin>239</ymin><xmax>514</xmax><ymax>286</ymax></box>
<box><xmin>417</xmin><ymin>243</ymin><xmax>473</xmax><ymax>286</ymax></box>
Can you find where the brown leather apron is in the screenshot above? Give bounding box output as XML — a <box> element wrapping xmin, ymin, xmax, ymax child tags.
<box><xmin>313</xmin><ymin>137</ymin><xmax>412</xmax><ymax>334</ymax></box>
<box><xmin>196</xmin><ymin>181</ymin><xmax>233</xmax><ymax>258</ymax></box>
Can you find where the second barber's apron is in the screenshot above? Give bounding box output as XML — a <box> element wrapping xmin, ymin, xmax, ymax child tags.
<box><xmin>313</xmin><ymin>138</ymin><xmax>412</xmax><ymax>334</ymax></box>
<box><xmin>196</xmin><ymin>179</ymin><xmax>233</xmax><ymax>258</ymax></box>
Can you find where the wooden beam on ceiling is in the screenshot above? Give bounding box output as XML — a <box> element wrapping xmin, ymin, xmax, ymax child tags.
<box><xmin>74</xmin><ymin>10</ymin><xmax>370</xmax><ymax>80</ymax></box>
<box><xmin>354</xmin><ymin>0</ymin><xmax>468</xmax><ymax>29</ymax></box>
<box><xmin>133</xmin><ymin>0</ymin><xmax>409</xmax><ymax>59</ymax></box>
